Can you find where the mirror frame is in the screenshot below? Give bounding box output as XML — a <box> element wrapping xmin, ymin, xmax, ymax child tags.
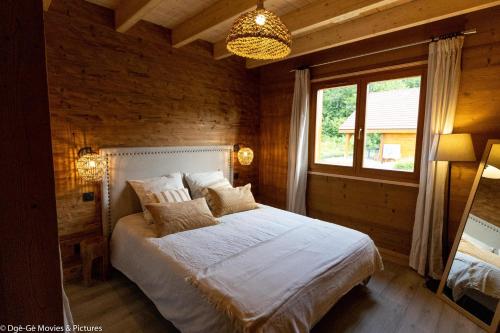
<box><xmin>438</xmin><ymin>139</ymin><xmax>500</xmax><ymax>333</ymax></box>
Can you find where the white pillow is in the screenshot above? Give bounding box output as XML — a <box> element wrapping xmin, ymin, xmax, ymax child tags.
<box><xmin>461</xmin><ymin>233</ymin><xmax>496</xmax><ymax>253</ymax></box>
<box><xmin>184</xmin><ymin>171</ymin><xmax>232</xmax><ymax>199</ymax></box>
<box><xmin>128</xmin><ymin>173</ymin><xmax>184</xmax><ymax>223</ymax></box>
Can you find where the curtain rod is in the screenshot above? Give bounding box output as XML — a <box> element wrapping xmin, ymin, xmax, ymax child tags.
<box><xmin>290</xmin><ymin>28</ymin><xmax>477</xmax><ymax>73</ymax></box>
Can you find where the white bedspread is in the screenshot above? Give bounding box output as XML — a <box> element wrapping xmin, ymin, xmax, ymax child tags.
<box><xmin>111</xmin><ymin>205</ymin><xmax>383</xmax><ymax>333</ymax></box>
<box><xmin>447</xmin><ymin>251</ymin><xmax>500</xmax><ymax>301</ymax></box>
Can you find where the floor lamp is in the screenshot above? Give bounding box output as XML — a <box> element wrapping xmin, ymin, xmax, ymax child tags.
<box><xmin>434</xmin><ymin>133</ymin><xmax>476</xmax><ymax>262</ymax></box>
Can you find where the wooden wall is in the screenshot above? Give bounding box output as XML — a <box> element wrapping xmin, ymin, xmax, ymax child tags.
<box><xmin>259</xmin><ymin>7</ymin><xmax>500</xmax><ymax>258</ymax></box>
<box><xmin>470</xmin><ymin>178</ymin><xmax>500</xmax><ymax>228</ymax></box>
<box><xmin>45</xmin><ymin>0</ymin><xmax>260</xmax><ymax>274</ymax></box>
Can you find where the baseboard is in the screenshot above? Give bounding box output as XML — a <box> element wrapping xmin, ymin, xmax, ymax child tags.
<box><xmin>378</xmin><ymin>247</ymin><xmax>409</xmax><ymax>266</ymax></box>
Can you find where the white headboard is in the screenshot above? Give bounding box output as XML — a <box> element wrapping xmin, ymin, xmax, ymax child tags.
<box><xmin>464</xmin><ymin>214</ymin><xmax>500</xmax><ymax>250</ymax></box>
<box><xmin>100</xmin><ymin>146</ymin><xmax>233</xmax><ymax>237</ymax></box>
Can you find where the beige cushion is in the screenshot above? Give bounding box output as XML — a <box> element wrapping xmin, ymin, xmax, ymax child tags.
<box><xmin>458</xmin><ymin>239</ymin><xmax>500</xmax><ymax>269</ymax></box>
<box><xmin>145</xmin><ymin>198</ymin><xmax>219</xmax><ymax>237</ymax></box>
<box><xmin>206</xmin><ymin>183</ymin><xmax>258</xmax><ymax>217</ymax></box>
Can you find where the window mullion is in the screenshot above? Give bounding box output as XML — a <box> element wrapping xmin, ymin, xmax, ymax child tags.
<box><xmin>354</xmin><ymin>80</ymin><xmax>367</xmax><ymax>176</ymax></box>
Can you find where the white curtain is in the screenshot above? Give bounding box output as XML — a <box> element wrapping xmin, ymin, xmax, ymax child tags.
<box><xmin>60</xmin><ymin>246</ymin><xmax>75</xmax><ymax>332</ymax></box>
<box><xmin>287</xmin><ymin>69</ymin><xmax>310</xmax><ymax>214</ymax></box>
<box><xmin>410</xmin><ymin>37</ymin><xmax>464</xmax><ymax>279</ymax></box>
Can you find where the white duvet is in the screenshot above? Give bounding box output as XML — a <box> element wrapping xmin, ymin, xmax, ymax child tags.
<box><xmin>111</xmin><ymin>205</ymin><xmax>383</xmax><ymax>333</ymax></box>
<box><xmin>447</xmin><ymin>251</ymin><xmax>500</xmax><ymax>301</ymax></box>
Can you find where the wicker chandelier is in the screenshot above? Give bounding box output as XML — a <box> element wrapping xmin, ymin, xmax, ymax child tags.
<box><xmin>226</xmin><ymin>0</ymin><xmax>291</xmax><ymax>60</ymax></box>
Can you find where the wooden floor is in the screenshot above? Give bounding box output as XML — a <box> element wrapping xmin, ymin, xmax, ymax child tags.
<box><xmin>65</xmin><ymin>262</ymin><xmax>484</xmax><ymax>333</ymax></box>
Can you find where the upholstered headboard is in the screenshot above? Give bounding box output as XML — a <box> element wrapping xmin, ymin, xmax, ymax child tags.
<box><xmin>465</xmin><ymin>214</ymin><xmax>500</xmax><ymax>250</ymax></box>
<box><xmin>100</xmin><ymin>146</ymin><xmax>233</xmax><ymax>237</ymax></box>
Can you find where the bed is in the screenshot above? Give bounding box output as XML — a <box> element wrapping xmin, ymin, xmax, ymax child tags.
<box><xmin>101</xmin><ymin>146</ymin><xmax>383</xmax><ymax>333</ymax></box>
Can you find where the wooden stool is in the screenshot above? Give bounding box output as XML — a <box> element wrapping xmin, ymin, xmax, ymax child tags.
<box><xmin>81</xmin><ymin>236</ymin><xmax>109</xmax><ymax>286</ymax></box>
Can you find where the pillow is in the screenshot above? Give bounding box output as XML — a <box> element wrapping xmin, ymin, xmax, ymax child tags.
<box><xmin>205</xmin><ymin>183</ymin><xmax>258</xmax><ymax>217</ymax></box>
<box><xmin>153</xmin><ymin>188</ymin><xmax>191</xmax><ymax>203</ymax></box>
<box><xmin>185</xmin><ymin>171</ymin><xmax>232</xmax><ymax>199</ymax></box>
<box><xmin>145</xmin><ymin>198</ymin><xmax>219</xmax><ymax>237</ymax></box>
<box><xmin>458</xmin><ymin>238</ymin><xmax>500</xmax><ymax>269</ymax></box>
<box><xmin>461</xmin><ymin>233</ymin><xmax>495</xmax><ymax>253</ymax></box>
<box><xmin>128</xmin><ymin>173</ymin><xmax>184</xmax><ymax>223</ymax></box>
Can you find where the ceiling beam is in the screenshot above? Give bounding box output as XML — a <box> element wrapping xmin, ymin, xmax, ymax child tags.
<box><xmin>43</xmin><ymin>0</ymin><xmax>51</xmax><ymax>11</ymax></box>
<box><xmin>172</xmin><ymin>0</ymin><xmax>263</xmax><ymax>48</ymax></box>
<box><xmin>246</xmin><ymin>0</ymin><xmax>500</xmax><ymax>68</ymax></box>
<box><xmin>115</xmin><ymin>0</ymin><xmax>164</xmax><ymax>33</ymax></box>
<box><xmin>214</xmin><ymin>0</ymin><xmax>399</xmax><ymax>60</ymax></box>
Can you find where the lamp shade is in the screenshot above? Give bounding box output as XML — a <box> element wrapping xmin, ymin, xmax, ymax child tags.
<box><xmin>76</xmin><ymin>148</ymin><xmax>106</xmax><ymax>182</ymax></box>
<box><xmin>487</xmin><ymin>144</ymin><xmax>500</xmax><ymax>169</ymax></box>
<box><xmin>434</xmin><ymin>134</ymin><xmax>476</xmax><ymax>162</ymax></box>
<box><xmin>483</xmin><ymin>144</ymin><xmax>500</xmax><ymax>179</ymax></box>
<box><xmin>483</xmin><ymin>165</ymin><xmax>500</xmax><ymax>179</ymax></box>
<box><xmin>237</xmin><ymin>147</ymin><xmax>254</xmax><ymax>165</ymax></box>
<box><xmin>226</xmin><ymin>1</ymin><xmax>291</xmax><ymax>60</ymax></box>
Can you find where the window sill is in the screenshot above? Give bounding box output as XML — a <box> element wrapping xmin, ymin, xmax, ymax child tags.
<box><xmin>307</xmin><ymin>170</ymin><xmax>419</xmax><ymax>188</ymax></box>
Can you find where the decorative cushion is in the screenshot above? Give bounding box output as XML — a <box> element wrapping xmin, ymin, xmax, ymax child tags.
<box><xmin>145</xmin><ymin>198</ymin><xmax>219</xmax><ymax>237</ymax></box>
<box><xmin>458</xmin><ymin>239</ymin><xmax>500</xmax><ymax>269</ymax></box>
<box><xmin>128</xmin><ymin>173</ymin><xmax>184</xmax><ymax>223</ymax></box>
<box><xmin>153</xmin><ymin>188</ymin><xmax>191</xmax><ymax>203</ymax></box>
<box><xmin>185</xmin><ymin>171</ymin><xmax>232</xmax><ymax>199</ymax></box>
<box><xmin>206</xmin><ymin>183</ymin><xmax>258</xmax><ymax>217</ymax></box>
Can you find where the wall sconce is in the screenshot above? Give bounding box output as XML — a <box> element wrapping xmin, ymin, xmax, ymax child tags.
<box><xmin>234</xmin><ymin>144</ymin><xmax>254</xmax><ymax>166</ymax></box>
<box><xmin>76</xmin><ymin>147</ymin><xmax>106</xmax><ymax>182</ymax></box>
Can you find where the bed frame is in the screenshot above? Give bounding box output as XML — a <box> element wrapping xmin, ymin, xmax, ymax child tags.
<box><xmin>100</xmin><ymin>146</ymin><xmax>233</xmax><ymax>237</ymax></box>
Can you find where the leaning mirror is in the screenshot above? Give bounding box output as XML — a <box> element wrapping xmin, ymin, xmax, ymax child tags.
<box><xmin>438</xmin><ymin>140</ymin><xmax>500</xmax><ymax>332</ymax></box>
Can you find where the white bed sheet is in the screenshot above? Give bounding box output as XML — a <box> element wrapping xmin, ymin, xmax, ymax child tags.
<box><xmin>447</xmin><ymin>251</ymin><xmax>500</xmax><ymax>302</ymax></box>
<box><xmin>111</xmin><ymin>205</ymin><xmax>382</xmax><ymax>333</ymax></box>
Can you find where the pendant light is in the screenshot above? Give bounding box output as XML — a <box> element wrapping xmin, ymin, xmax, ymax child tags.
<box><xmin>226</xmin><ymin>0</ymin><xmax>291</xmax><ymax>60</ymax></box>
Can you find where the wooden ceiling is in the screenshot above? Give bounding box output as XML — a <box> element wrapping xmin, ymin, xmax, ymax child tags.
<box><xmin>44</xmin><ymin>0</ymin><xmax>500</xmax><ymax>68</ymax></box>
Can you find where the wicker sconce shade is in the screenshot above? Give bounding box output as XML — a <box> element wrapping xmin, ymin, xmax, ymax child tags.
<box><xmin>237</xmin><ymin>147</ymin><xmax>254</xmax><ymax>165</ymax></box>
<box><xmin>76</xmin><ymin>147</ymin><xmax>106</xmax><ymax>182</ymax></box>
<box><xmin>226</xmin><ymin>1</ymin><xmax>291</xmax><ymax>60</ymax></box>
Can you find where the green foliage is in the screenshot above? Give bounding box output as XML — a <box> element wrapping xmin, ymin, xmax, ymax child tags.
<box><xmin>368</xmin><ymin>76</ymin><xmax>421</xmax><ymax>92</ymax></box>
<box><xmin>365</xmin><ymin>133</ymin><xmax>381</xmax><ymax>150</ymax></box>
<box><xmin>320</xmin><ymin>85</ymin><xmax>356</xmax><ymax>140</ymax></box>
<box><xmin>393</xmin><ymin>160</ymin><xmax>415</xmax><ymax>171</ymax></box>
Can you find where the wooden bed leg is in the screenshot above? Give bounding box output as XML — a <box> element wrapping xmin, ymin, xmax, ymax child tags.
<box><xmin>362</xmin><ymin>276</ymin><xmax>372</xmax><ymax>286</ymax></box>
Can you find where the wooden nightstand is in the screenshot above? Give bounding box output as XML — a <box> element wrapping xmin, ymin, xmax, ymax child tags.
<box><xmin>81</xmin><ymin>236</ymin><xmax>109</xmax><ymax>286</ymax></box>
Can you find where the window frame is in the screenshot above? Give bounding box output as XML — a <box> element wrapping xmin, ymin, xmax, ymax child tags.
<box><xmin>309</xmin><ymin>66</ymin><xmax>427</xmax><ymax>183</ymax></box>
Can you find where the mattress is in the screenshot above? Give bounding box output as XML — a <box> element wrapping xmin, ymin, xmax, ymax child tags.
<box><xmin>110</xmin><ymin>205</ymin><xmax>382</xmax><ymax>333</ymax></box>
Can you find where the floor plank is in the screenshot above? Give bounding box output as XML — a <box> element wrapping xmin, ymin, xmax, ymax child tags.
<box><xmin>65</xmin><ymin>262</ymin><xmax>484</xmax><ymax>333</ymax></box>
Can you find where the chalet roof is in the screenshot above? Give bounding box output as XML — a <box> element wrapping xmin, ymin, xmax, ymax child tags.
<box><xmin>339</xmin><ymin>88</ymin><xmax>420</xmax><ymax>133</ymax></box>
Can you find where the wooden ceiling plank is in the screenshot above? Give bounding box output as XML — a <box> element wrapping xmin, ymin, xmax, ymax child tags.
<box><xmin>171</xmin><ymin>0</ymin><xmax>261</xmax><ymax>48</ymax></box>
<box><xmin>246</xmin><ymin>0</ymin><xmax>500</xmax><ymax>68</ymax></box>
<box><xmin>43</xmin><ymin>0</ymin><xmax>52</xmax><ymax>11</ymax></box>
<box><xmin>115</xmin><ymin>0</ymin><xmax>164</xmax><ymax>33</ymax></box>
<box><xmin>213</xmin><ymin>0</ymin><xmax>399</xmax><ymax>60</ymax></box>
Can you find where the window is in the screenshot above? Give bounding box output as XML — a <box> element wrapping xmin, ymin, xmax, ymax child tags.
<box><xmin>310</xmin><ymin>68</ymin><xmax>426</xmax><ymax>182</ymax></box>
<box><xmin>314</xmin><ymin>84</ymin><xmax>357</xmax><ymax>167</ymax></box>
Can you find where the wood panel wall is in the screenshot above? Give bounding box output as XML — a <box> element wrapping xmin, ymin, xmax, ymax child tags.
<box><xmin>45</xmin><ymin>0</ymin><xmax>260</xmax><ymax>276</ymax></box>
<box><xmin>259</xmin><ymin>7</ymin><xmax>500</xmax><ymax>258</ymax></box>
<box><xmin>470</xmin><ymin>178</ymin><xmax>500</xmax><ymax>228</ymax></box>
<box><xmin>0</xmin><ymin>0</ymin><xmax>63</xmax><ymax>324</ymax></box>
